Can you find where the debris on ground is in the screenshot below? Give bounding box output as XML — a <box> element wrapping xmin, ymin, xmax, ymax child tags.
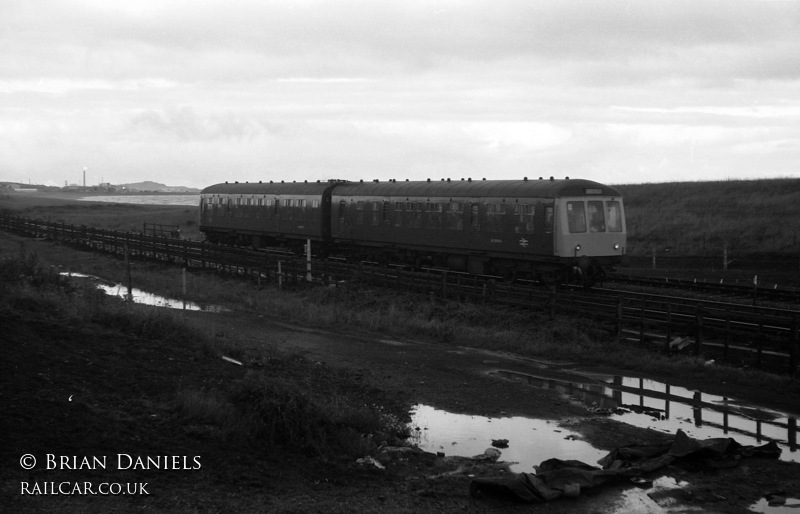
<box><xmin>469</xmin><ymin>429</ymin><xmax>781</xmax><ymax>503</ymax></box>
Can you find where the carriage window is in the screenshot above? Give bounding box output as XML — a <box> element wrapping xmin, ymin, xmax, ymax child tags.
<box><xmin>296</xmin><ymin>199</ymin><xmax>306</xmax><ymax>221</ymax></box>
<box><xmin>338</xmin><ymin>200</ymin><xmax>347</xmax><ymax>221</ymax></box>
<box><xmin>513</xmin><ymin>204</ymin><xmax>535</xmax><ymax>234</ymax></box>
<box><xmin>486</xmin><ymin>203</ymin><xmax>504</xmax><ymax>233</ymax></box>
<box><xmin>312</xmin><ymin>200</ymin><xmax>319</xmax><ymax>208</ymax></box>
<box><xmin>587</xmin><ymin>201</ymin><xmax>605</xmax><ymax>232</ymax></box>
<box><xmin>470</xmin><ymin>204</ymin><xmax>480</xmax><ymax>231</ymax></box>
<box><xmin>394</xmin><ymin>202</ymin><xmax>403</xmax><ymax>227</ymax></box>
<box><xmin>606</xmin><ymin>201</ymin><xmax>622</xmax><ymax>232</ymax></box>
<box><xmin>427</xmin><ymin>202</ymin><xmax>443</xmax><ymax>229</ymax></box>
<box><xmin>372</xmin><ymin>201</ymin><xmax>381</xmax><ymax>226</ymax></box>
<box><xmin>356</xmin><ymin>201</ymin><xmax>365</xmax><ymax>225</ymax></box>
<box><xmin>544</xmin><ymin>205</ymin><xmax>554</xmax><ymax>233</ymax></box>
<box><xmin>413</xmin><ymin>202</ymin><xmax>423</xmax><ymax>228</ymax></box>
<box><xmin>447</xmin><ymin>202</ymin><xmax>463</xmax><ymax>230</ymax></box>
<box><xmin>567</xmin><ymin>201</ymin><xmax>586</xmax><ymax>233</ymax></box>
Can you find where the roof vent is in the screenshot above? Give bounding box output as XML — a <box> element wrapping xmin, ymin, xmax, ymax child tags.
<box><xmin>259</xmin><ymin>180</ymin><xmax>262</xmax><ymax>183</ymax></box>
<box><xmin>374</xmin><ymin>179</ymin><xmax>379</xmax><ymax>183</ymax></box>
<box><xmin>523</xmin><ymin>176</ymin><xmax>528</xmax><ymax>181</ymax></box>
<box><xmin>360</xmin><ymin>179</ymin><xmax>363</xmax><ymax>183</ymax></box>
<box><xmin>235</xmin><ymin>181</ymin><xmax>238</xmax><ymax>184</ymax></box>
<box><xmin>565</xmin><ymin>176</ymin><xmax>569</xmax><ymax>180</ymax></box>
<box><xmin>549</xmin><ymin>176</ymin><xmax>554</xmax><ymax>181</ymax></box>
<box><xmin>468</xmin><ymin>178</ymin><xmax>472</xmax><ymax>182</ymax></box>
<box><xmin>427</xmin><ymin>178</ymin><xmax>431</xmax><ymax>182</ymax></box>
<box><xmin>447</xmin><ymin>178</ymin><xmax>451</xmax><ymax>182</ymax></box>
<box><xmin>482</xmin><ymin>178</ymin><xmax>486</xmax><ymax>181</ymax></box>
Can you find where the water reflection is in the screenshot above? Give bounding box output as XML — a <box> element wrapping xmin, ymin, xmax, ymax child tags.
<box><xmin>409</xmin><ymin>404</ymin><xmax>608</xmax><ymax>473</ymax></box>
<box><xmin>493</xmin><ymin>370</ymin><xmax>799</xmax><ymax>463</ymax></box>
<box><xmin>60</xmin><ymin>272</ymin><xmax>226</xmax><ymax>312</ymax></box>
<box><xmin>750</xmin><ymin>496</ymin><xmax>800</xmax><ymax>513</ymax></box>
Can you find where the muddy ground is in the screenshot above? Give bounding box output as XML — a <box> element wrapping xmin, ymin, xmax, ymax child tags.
<box><xmin>3</xmin><ymin>297</ymin><xmax>799</xmax><ymax>514</ymax></box>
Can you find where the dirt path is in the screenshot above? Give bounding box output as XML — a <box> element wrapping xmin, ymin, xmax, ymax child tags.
<box><xmin>3</xmin><ymin>297</ymin><xmax>798</xmax><ymax>513</ymax></box>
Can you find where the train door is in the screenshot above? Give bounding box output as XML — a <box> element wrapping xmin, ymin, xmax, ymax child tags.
<box><xmin>536</xmin><ymin>201</ymin><xmax>555</xmax><ymax>255</ymax></box>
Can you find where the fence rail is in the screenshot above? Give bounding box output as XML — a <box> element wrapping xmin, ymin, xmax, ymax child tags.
<box><xmin>1</xmin><ymin>213</ymin><xmax>797</xmax><ymax>374</ymax></box>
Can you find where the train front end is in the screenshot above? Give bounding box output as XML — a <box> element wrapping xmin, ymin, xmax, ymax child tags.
<box><xmin>553</xmin><ymin>184</ymin><xmax>627</xmax><ymax>282</ymax></box>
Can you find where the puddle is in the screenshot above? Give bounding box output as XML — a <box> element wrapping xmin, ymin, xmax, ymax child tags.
<box><xmin>409</xmin><ymin>404</ymin><xmax>608</xmax><ymax>473</ymax></box>
<box><xmin>493</xmin><ymin>370</ymin><xmax>799</xmax><ymax>463</ymax></box>
<box><xmin>60</xmin><ymin>272</ymin><xmax>227</xmax><ymax>312</ymax></box>
<box><xmin>750</xmin><ymin>496</ymin><xmax>800</xmax><ymax>513</ymax></box>
<box><xmin>615</xmin><ymin>476</ymin><xmax>701</xmax><ymax>513</ymax></box>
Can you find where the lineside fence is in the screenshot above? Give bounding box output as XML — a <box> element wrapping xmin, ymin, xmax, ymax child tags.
<box><xmin>1</xmin><ymin>213</ymin><xmax>797</xmax><ymax>375</ymax></box>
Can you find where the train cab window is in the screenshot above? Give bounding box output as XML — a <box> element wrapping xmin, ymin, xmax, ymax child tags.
<box><xmin>513</xmin><ymin>204</ymin><xmax>535</xmax><ymax>234</ymax></box>
<box><xmin>587</xmin><ymin>201</ymin><xmax>605</xmax><ymax>232</ymax></box>
<box><xmin>606</xmin><ymin>201</ymin><xmax>622</xmax><ymax>232</ymax></box>
<box><xmin>567</xmin><ymin>201</ymin><xmax>586</xmax><ymax>233</ymax></box>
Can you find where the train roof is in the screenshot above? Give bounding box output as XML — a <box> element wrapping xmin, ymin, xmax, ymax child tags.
<box><xmin>331</xmin><ymin>178</ymin><xmax>622</xmax><ymax>198</ymax></box>
<box><xmin>200</xmin><ymin>178</ymin><xmax>622</xmax><ymax>198</ymax></box>
<box><xmin>200</xmin><ymin>181</ymin><xmax>334</xmax><ymax>195</ymax></box>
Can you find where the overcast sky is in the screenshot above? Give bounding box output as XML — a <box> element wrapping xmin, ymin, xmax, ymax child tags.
<box><xmin>2</xmin><ymin>0</ymin><xmax>799</xmax><ymax>189</ymax></box>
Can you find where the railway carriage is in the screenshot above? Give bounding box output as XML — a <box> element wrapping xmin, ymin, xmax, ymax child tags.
<box><xmin>330</xmin><ymin>177</ymin><xmax>626</xmax><ymax>282</ymax></box>
<box><xmin>199</xmin><ymin>180</ymin><xmax>336</xmax><ymax>251</ymax></box>
<box><xmin>199</xmin><ymin>177</ymin><xmax>627</xmax><ymax>284</ymax></box>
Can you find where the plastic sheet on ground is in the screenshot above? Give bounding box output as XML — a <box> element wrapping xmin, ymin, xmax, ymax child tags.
<box><xmin>469</xmin><ymin>429</ymin><xmax>781</xmax><ymax>503</ymax></box>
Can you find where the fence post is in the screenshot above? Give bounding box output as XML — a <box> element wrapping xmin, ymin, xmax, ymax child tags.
<box><xmin>639</xmin><ymin>298</ymin><xmax>646</xmax><ymax>344</ymax></box>
<box><xmin>615</xmin><ymin>298</ymin><xmax>623</xmax><ymax>342</ymax></box>
<box><xmin>664</xmin><ymin>303</ymin><xmax>672</xmax><ymax>354</ymax></box>
<box><xmin>694</xmin><ymin>305</ymin><xmax>704</xmax><ymax>356</ymax></box>
<box><xmin>790</xmin><ymin>316</ymin><xmax>798</xmax><ymax>376</ymax></box>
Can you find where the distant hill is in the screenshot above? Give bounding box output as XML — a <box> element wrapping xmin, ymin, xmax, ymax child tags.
<box><xmin>119</xmin><ymin>181</ymin><xmax>200</xmax><ymax>193</ymax></box>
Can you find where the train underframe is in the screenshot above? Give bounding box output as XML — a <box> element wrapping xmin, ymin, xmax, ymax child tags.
<box><xmin>201</xmin><ymin>228</ymin><xmax>617</xmax><ymax>287</ymax></box>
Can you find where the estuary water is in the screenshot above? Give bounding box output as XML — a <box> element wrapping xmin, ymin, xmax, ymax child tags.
<box><xmin>78</xmin><ymin>194</ymin><xmax>199</xmax><ymax>206</ymax></box>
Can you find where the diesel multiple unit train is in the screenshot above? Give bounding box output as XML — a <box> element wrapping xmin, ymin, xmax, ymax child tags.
<box><xmin>199</xmin><ymin>177</ymin><xmax>627</xmax><ymax>284</ymax></box>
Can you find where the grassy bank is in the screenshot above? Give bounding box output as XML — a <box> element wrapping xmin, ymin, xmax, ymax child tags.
<box><xmin>1</xmin><ymin>243</ymin><xmax>406</xmax><ymax>461</ymax></box>
<box><xmin>618</xmin><ymin>178</ymin><xmax>800</xmax><ymax>257</ymax></box>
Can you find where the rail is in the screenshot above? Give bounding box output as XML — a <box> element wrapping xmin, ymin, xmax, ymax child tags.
<box><xmin>1</xmin><ymin>213</ymin><xmax>797</xmax><ymax>375</ymax></box>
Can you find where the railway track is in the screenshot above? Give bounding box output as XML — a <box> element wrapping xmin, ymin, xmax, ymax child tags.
<box><xmin>1</xmin><ymin>213</ymin><xmax>798</xmax><ymax>375</ymax></box>
<box><xmin>607</xmin><ymin>273</ymin><xmax>800</xmax><ymax>304</ymax></box>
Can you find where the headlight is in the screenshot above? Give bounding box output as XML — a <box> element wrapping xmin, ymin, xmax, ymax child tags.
<box><xmin>613</xmin><ymin>243</ymin><xmax>620</xmax><ymax>250</ymax></box>
<box><xmin>575</xmin><ymin>244</ymin><xmax>581</xmax><ymax>251</ymax></box>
